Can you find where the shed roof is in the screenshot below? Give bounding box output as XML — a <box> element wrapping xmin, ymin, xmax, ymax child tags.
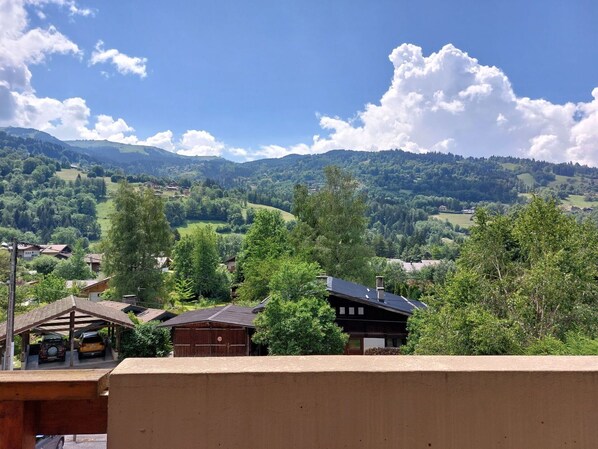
<box><xmin>0</xmin><ymin>295</ymin><xmax>134</xmax><ymax>342</ymax></box>
<box><xmin>160</xmin><ymin>304</ymin><xmax>255</xmax><ymax>328</ymax></box>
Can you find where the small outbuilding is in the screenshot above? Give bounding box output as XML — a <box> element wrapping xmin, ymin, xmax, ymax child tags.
<box><xmin>160</xmin><ymin>304</ymin><xmax>261</xmax><ymax>357</ymax></box>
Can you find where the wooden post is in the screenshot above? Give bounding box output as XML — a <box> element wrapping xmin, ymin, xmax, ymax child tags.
<box><xmin>0</xmin><ymin>401</ymin><xmax>35</xmax><ymax>449</ymax></box>
<box><xmin>21</xmin><ymin>332</ymin><xmax>29</xmax><ymax>370</ymax></box>
<box><xmin>69</xmin><ymin>311</ymin><xmax>75</xmax><ymax>368</ymax></box>
<box><xmin>2</xmin><ymin>239</ymin><xmax>18</xmax><ymax>371</ymax></box>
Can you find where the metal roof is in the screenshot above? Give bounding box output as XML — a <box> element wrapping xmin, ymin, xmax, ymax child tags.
<box><xmin>252</xmin><ymin>276</ymin><xmax>426</xmax><ymax>316</ymax></box>
<box><xmin>160</xmin><ymin>304</ymin><xmax>256</xmax><ymax>328</ymax></box>
<box><xmin>324</xmin><ymin>276</ymin><xmax>427</xmax><ymax>315</ymax></box>
<box><xmin>0</xmin><ymin>295</ymin><xmax>134</xmax><ymax>342</ymax></box>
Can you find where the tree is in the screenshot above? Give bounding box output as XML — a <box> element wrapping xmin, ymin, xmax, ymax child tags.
<box><xmin>405</xmin><ymin>197</ymin><xmax>598</xmax><ymax>355</ymax></box>
<box><xmin>104</xmin><ymin>182</ymin><xmax>172</xmax><ymax>304</ymax></box>
<box><xmin>29</xmin><ymin>255</ymin><xmax>59</xmax><ymax>275</ymax></box>
<box><xmin>119</xmin><ymin>319</ymin><xmax>172</xmax><ymax>359</ymax></box>
<box><xmin>171</xmin><ymin>226</ymin><xmax>229</xmax><ymax>300</ymax></box>
<box><xmin>252</xmin><ymin>259</ymin><xmax>348</xmax><ymax>355</ymax></box>
<box><xmin>237</xmin><ymin>209</ymin><xmax>290</xmax><ymax>303</ymax></box>
<box><xmin>53</xmin><ymin>240</ymin><xmax>94</xmax><ymax>280</ymax></box>
<box><xmin>34</xmin><ymin>274</ymin><xmax>68</xmax><ymax>303</ymax></box>
<box><xmin>292</xmin><ymin>166</ymin><xmax>373</xmax><ymax>284</ymax></box>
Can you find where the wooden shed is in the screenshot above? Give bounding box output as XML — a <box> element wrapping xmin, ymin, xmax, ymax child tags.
<box><xmin>160</xmin><ymin>305</ymin><xmax>261</xmax><ymax>357</ymax></box>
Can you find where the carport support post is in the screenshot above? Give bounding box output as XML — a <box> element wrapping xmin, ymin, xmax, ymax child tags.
<box><xmin>69</xmin><ymin>311</ymin><xmax>75</xmax><ymax>368</ymax></box>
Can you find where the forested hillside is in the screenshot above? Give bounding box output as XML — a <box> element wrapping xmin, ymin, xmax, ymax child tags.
<box><xmin>3</xmin><ymin>127</ymin><xmax>598</xmax><ymax>262</ymax></box>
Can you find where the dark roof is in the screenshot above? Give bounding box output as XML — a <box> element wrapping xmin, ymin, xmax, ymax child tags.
<box><xmin>137</xmin><ymin>308</ymin><xmax>177</xmax><ymax>323</ymax></box>
<box><xmin>325</xmin><ymin>276</ymin><xmax>427</xmax><ymax>315</ymax></box>
<box><xmin>0</xmin><ymin>295</ymin><xmax>134</xmax><ymax>342</ymax></box>
<box><xmin>252</xmin><ymin>276</ymin><xmax>427</xmax><ymax>316</ymax></box>
<box><xmin>160</xmin><ymin>304</ymin><xmax>255</xmax><ymax>328</ymax></box>
<box><xmin>99</xmin><ymin>299</ymin><xmax>146</xmax><ymax>315</ymax></box>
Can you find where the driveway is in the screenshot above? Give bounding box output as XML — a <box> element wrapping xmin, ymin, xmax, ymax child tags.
<box><xmin>64</xmin><ymin>434</ymin><xmax>106</xmax><ymax>449</ymax></box>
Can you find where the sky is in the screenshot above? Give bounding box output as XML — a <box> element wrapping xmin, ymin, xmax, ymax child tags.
<box><xmin>1</xmin><ymin>0</ymin><xmax>598</xmax><ymax>164</ymax></box>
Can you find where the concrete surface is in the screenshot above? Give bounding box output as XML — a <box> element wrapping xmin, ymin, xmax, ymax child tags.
<box><xmin>107</xmin><ymin>356</ymin><xmax>598</xmax><ymax>449</ymax></box>
<box><xmin>64</xmin><ymin>434</ymin><xmax>106</xmax><ymax>449</ymax></box>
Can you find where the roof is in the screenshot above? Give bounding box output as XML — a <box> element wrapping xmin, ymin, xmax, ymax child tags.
<box><xmin>160</xmin><ymin>304</ymin><xmax>255</xmax><ymax>328</ymax></box>
<box><xmin>85</xmin><ymin>253</ymin><xmax>103</xmax><ymax>263</ymax></box>
<box><xmin>252</xmin><ymin>276</ymin><xmax>427</xmax><ymax>316</ymax></box>
<box><xmin>65</xmin><ymin>277</ymin><xmax>111</xmax><ymax>292</ymax></box>
<box><xmin>324</xmin><ymin>276</ymin><xmax>427</xmax><ymax>315</ymax></box>
<box><xmin>40</xmin><ymin>244</ymin><xmax>71</xmax><ymax>254</ymax></box>
<box><xmin>98</xmin><ymin>300</ymin><xmax>176</xmax><ymax>322</ymax></box>
<box><xmin>0</xmin><ymin>295</ymin><xmax>134</xmax><ymax>342</ymax></box>
<box><xmin>388</xmin><ymin>259</ymin><xmax>442</xmax><ymax>273</ymax></box>
<box><xmin>98</xmin><ymin>299</ymin><xmax>146</xmax><ymax>315</ymax></box>
<box><xmin>137</xmin><ymin>308</ymin><xmax>177</xmax><ymax>323</ymax></box>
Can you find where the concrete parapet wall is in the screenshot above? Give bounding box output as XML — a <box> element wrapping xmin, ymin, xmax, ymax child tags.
<box><xmin>108</xmin><ymin>356</ymin><xmax>598</xmax><ymax>449</ymax></box>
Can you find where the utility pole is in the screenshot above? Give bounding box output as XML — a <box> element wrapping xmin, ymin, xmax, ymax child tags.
<box><xmin>3</xmin><ymin>239</ymin><xmax>17</xmax><ymax>370</ymax></box>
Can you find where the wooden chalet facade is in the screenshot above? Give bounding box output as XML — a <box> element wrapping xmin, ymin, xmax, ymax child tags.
<box><xmin>160</xmin><ymin>305</ymin><xmax>262</xmax><ymax>357</ymax></box>
<box><xmin>321</xmin><ymin>276</ymin><xmax>426</xmax><ymax>354</ymax></box>
<box><xmin>159</xmin><ymin>276</ymin><xmax>426</xmax><ymax>357</ymax></box>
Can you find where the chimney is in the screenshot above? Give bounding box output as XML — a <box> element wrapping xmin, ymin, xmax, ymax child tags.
<box><xmin>376</xmin><ymin>276</ymin><xmax>385</xmax><ymax>302</ymax></box>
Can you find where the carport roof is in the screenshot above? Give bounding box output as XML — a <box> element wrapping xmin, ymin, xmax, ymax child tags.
<box><xmin>0</xmin><ymin>295</ymin><xmax>134</xmax><ymax>343</ymax></box>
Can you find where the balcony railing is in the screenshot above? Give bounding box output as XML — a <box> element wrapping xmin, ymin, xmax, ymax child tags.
<box><xmin>2</xmin><ymin>356</ymin><xmax>598</xmax><ymax>449</ymax></box>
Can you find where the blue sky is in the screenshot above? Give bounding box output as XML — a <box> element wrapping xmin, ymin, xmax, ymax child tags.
<box><xmin>1</xmin><ymin>0</ymin><xmax>598</xmax><ymax>163</ymax></box>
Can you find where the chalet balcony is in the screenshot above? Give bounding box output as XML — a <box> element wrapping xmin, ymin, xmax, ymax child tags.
<box><xmin>2</xmin><ymin>356</ymin><xmax>598</xmax><ymax>449</ymax></box>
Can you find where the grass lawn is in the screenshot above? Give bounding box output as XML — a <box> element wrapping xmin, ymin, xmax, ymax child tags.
<box><xmin>561</xmin><ymin>195</ymin><xmax>598</xmax><ymax>209</ymax></box>
<box><xmin>517</xmin><ymin>173</ymin><xmax>535</xmax><ymax>188</ymax></box>
<box><xmin>431</xmin><ymin>212</ymin><xmax>474</xmax><ymax>228</ymax></box>
<box><xmin>501</xmin><ymin>162</ymin><xmax>519</xmax><ymax>171</ymax></box>
<box><xmin>176</xmin><ymin>220</ymin><xmax>228</xmax><ymax>237</ymax></box>
<box><xmin>96</xmin><ymin>199</ymin><xmax>114</xmax><ymax>237</ymax></box>
<box><xmin>55</xmin><ymin>168</ymin><xmax>87</xmax><ymax>181</ymax></box>
<box><xmin>246</xmin><ymin>202</ymin><xmax>295</xmax><ymax>222</ymax></box>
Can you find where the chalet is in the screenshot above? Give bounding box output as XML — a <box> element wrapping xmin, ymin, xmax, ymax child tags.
<box><xmin>40</xmin><ymin>244</ymin><xmax>72</xmax><ymax>259</ymax></box>
<box><xmin>322</xmin><ymin>276</ymin><xmax>426</xmax><ymax>354</ymax></box>
<box><xmin>387</xmin><ymin>259</ymin><xmax>442</xmax><ymax>273</ymax></box>
<box><xmin>160</xmin><ymin>305</ymin><xmax>261</xmax><ymax>357</ymax></box>
<box><xmin>85</xmin><ymin>253</ymin><xmax>103</xmax><ymax>273</ymax></box>
<box><xmin>162</xmin><ymin>276</ymin><xmax>426</xmax><ymax>357</ymax></box>
<box><xmin>66</xmin><ymin>277</ymin><xmax>112</xmax><ymax>302</ymax></box>
<box><xmin>15</xmin><ymin>243</ymin><xmax>42</xmax><ymax>260</ymax></box>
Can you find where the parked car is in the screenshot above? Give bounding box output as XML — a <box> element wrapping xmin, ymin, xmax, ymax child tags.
<box><xmin>38</xmin><ymin>335</ymin><xmax>66</xmax><ymax>363</ymax></box>
<box><xmin>78</xmin><ymin>331</ymin><xmax>106</xmax><ymax>358</ymax></box>
<box><xmin>35</xmin><ymin>435</ymin><xmax>64</xmax><ymax>449</ymax></box>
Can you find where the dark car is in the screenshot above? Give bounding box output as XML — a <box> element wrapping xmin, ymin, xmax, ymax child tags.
<box><xmin>39</xmin><ymin>335</ymin><xmax>67</xmax><ymax>363</ymax></box>
<box><xmin>78</xmin><ymin>331</ymin><xmax>106</xmax><ymax>358</ymax></box>
<box><xmin>35</xmin><ymin>435</ymin><xmax>64</xmax><ymax>449</ymax></box>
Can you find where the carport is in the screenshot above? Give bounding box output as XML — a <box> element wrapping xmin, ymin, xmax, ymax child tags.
<box><xmin>0</xmin><ymin>295</ymin><xmax>134</xmax><ymax>369</ymax></box>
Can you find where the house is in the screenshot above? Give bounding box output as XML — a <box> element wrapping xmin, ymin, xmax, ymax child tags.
<box><xmin>162</xmin><ymin>275</ymin><xmax>426</xmax><ymax>357</ymax></box>
<box><xmin>66</xmin><ymin>277</ymin><xmax>112</xmax><ymax>301</ymax></box>
<box><xmin>40</xmin><ymin>244</ymin><xmax>72</xmax><ymax>259</ymax></box>
<box><xmin>14</xmin><ymin>243</ymin><xmax>42</xmax><ymax>260</ymax></box>
<box><xmin>387</xmin><ymin>258</ymin><xmax>443</xmax><ymax>273</ymax></box>
<box><xmin>156</xmin><ymin>257</ymin><xmax>172</xmax><ymax>272</ymax></box>
<box><xmin>321</xmin><ymin>276</ymin><xmax>426</xmax><ymax>354</ymax></box>
<box><xmin>159</xmin><ymin>304</ymin><xmax>262</xmax><ymax>357</ymax></box>
<box><xmin>224</xmin><ymin>255</ymin><xmax>236</xmax><ymax>273</ymax></box>
<box><xmin>85</xmin><ymin>253</ymin><xmax>103</xmax><ymax>273</ymax></box>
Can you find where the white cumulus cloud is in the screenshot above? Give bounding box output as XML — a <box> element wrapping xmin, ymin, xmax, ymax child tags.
<box><xmin>267</xmin><ymin>43</ymin><xmax>598</xmax><ymax>165</ymax></box>
<box><xmin>89</xmin><ymin>40</ymin><xmax>147</xmax><ymax>78</ymax></box>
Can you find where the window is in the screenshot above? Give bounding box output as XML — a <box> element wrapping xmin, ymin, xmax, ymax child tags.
<box><xmin>358</xmin><ymin>307</ymin><xmax>364</xmax><ymax>315</ymax></box>
<box><xmin>339</xmin><ymin>307</ymin><xmax>345</xmax><ymax>315</ymax></box>
<box><xmin>349</xmin><ymin>307</ymin><xmax>355</xmax><ymax>315</ymax></box>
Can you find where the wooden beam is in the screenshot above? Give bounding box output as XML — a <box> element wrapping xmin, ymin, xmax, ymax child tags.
<box><xmin>0</xmin><ymin>401</ymin><xmax>35</xmax><ymax>449</ymax></box>
<box><xmin>0</xmin><ymin>370</ymin><xmax>110</xmax><ymax>401</ymax></box>
<box><xmin>69</xmin><ymin>311</ymin><xmax>75</xmax><ymax>368</ymax></box>
<box><xmin>36</xmin><ymin>396</ymin><xmax>108</xmax><ymax>434</ymax></box>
